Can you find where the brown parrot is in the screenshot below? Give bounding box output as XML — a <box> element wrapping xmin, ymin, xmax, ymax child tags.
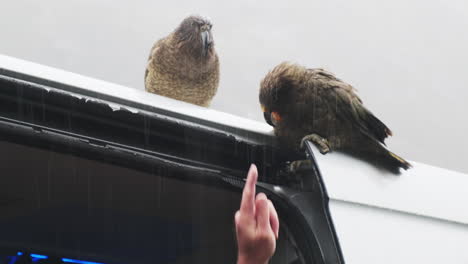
<box><xmin>259</xmin><ymin>62</ymin><xmax>411</xmax><ymax>173</ymax></box>
<box><xmin>145</xmin><ymin>15</ymin><xmax>219</xmax><ymax>107</ymax></box>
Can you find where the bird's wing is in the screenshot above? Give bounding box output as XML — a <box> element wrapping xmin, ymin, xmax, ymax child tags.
<box><xmin>144</xmin><ymin>38</ymin><xmax>164</xmax><ymax>80</ymax></box>
<box><xmin>310</xmin><ymin>68</ymin><xmax>392</xmax><ymax>144</ymax></box>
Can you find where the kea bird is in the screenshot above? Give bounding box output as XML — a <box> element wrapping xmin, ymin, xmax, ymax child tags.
<box><xmin>145</xmin><ymin>15</ymin><xmax>219</xmax><ymax>107</ymax></box>
<box><xmin>259</xmin><ymin>62</ymin><xmax>411</xmax><ymax>173</ymax></box>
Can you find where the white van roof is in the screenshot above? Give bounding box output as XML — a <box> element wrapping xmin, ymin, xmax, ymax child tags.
<box><xmin>0</xmin><ymin>54</ymin><xmax>273</xmax><ymax>137</ymax></box>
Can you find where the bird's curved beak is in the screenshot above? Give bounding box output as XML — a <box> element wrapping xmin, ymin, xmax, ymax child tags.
<box><xmin>201</xmin><ymin>30</ymin><xmax>212</xmax><ymax>56</ymax></box>
<box><xmin>263</xmin><ymin>112</ymin><xmax>275</xmax><ymax>127</ymax></box>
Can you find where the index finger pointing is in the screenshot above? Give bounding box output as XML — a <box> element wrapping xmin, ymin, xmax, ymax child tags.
<box><xmin>240</xmin><ymin>164</ymin><xmax>258</xmax><ymax>216</ymax></box>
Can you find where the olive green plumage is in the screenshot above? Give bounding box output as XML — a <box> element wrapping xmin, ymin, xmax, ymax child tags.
<box><xmin>259</xmin><ymin>62</ymin><xmax>411</xmax><ymax>172</ymax></box>
<box><xmin>145</xmin><ymin>15</ymin><xmax>219</xmax><ymax>107</ymax></box>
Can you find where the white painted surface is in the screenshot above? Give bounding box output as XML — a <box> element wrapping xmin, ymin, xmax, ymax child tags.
<box><xmin>313</xmin><ymin>146</ymin><xmax>468</xmax><ymax>225</ymax></box>
<box><xmin>312</xmin><ymin>144</ymin><xmax>468</xmax><ymax>263</ymax></box>
<box><xmin>330</xmin><ymin>200</ymin><xmax>468</xmax><ymax>264</ymax></box>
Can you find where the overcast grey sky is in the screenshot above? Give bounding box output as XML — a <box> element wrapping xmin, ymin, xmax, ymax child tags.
<box><xmin>1</xmin><ymin>0</ymin><xmax>467</xmax><ymax>173</ymax></box>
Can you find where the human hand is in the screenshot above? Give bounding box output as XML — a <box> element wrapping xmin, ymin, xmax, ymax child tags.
<box><xmin>235</xmin><ymin>164</ymin><xmax>279</xmax><ymax>264</ymax></box>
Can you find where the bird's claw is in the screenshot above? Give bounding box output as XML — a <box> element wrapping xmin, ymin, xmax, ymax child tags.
<box><xmin>300</xmin><ymin>134</ymin><xmax>330</xmax><ymax>154</ymax></box>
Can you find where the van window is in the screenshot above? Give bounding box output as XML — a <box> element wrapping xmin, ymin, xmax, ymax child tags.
<box><xmin>0</xmin><ymin>141</ymin><xmax>302</xmax><ymax>264</ymax></box>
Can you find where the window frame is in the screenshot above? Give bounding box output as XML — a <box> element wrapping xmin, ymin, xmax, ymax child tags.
<box><xmin>0</xmin><ymin>69</ymin><xmax>344</xmax><ymax>264</ymax></box>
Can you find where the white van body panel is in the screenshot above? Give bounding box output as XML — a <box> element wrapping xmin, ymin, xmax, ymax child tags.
<box><xmin>330</xmin><ymin>200</ymin><xmax>468</xmax><ymax>263</ymax></box>
<box><xmin>313</xmin><ymin>148</ymin><xmax>468</xmax><ymax>263</ymax></box>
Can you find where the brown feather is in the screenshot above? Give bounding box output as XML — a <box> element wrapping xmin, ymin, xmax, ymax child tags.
<box><xmin>145</xmin><ymin>16</ymin><xmax>219</xmax><ymax>107</ymax></box>
<box><xmin>259</xmin><ymin>62</ymin><xmax>411</xmax><ymax>172</ymax></box>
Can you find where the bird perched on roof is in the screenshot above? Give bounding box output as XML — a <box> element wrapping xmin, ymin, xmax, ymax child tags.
<box><xmin>259</xmin><ymin>62</ymin><xmax>411</xmax><ymax>173</ymax></box>
<box><xmin>145</xmin><ymin>15</ymin><xmax>219</xmax><ymax>107</ymax></box>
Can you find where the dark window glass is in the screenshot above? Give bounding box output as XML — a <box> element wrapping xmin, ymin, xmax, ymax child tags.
<box><xmin>0</xmin><ymin>141</ymin><xmax>301</xmax><ymax>264</ymax></box>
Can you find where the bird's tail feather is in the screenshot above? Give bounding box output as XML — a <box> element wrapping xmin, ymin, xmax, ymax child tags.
<box><xmin>352</xmin><ymin>132</ymin><xmax>412</xmax><ymax>173</ymax></box>
<box><xmin>364</xmin><ymin>112</ymin><xmax>393</xmax><ymax>142</ymax></box>
<box><xmin>353</xmin><ymin>100</ymin><xmax>393</xmax><ymax>144</ymax></box>
<box><xmin>385</xmin><ymin>149</ymin><xmax>412</xmax><ymax>171</ymax></box>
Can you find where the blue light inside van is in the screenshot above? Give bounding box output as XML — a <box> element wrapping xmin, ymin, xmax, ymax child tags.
<box><xmin>13</xmin><ymin>252</ymin><xmax>105</xmax><ymax>264</ymax></box>
<box><xmin>62</xmin><ymin>258</ymin><xmax>105</xmax><ymax>264</ymax></box>
<box><xmin>30</xmin><ymin>254</ymin><xmax>48</xmax><ymax>259</ymax></box>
